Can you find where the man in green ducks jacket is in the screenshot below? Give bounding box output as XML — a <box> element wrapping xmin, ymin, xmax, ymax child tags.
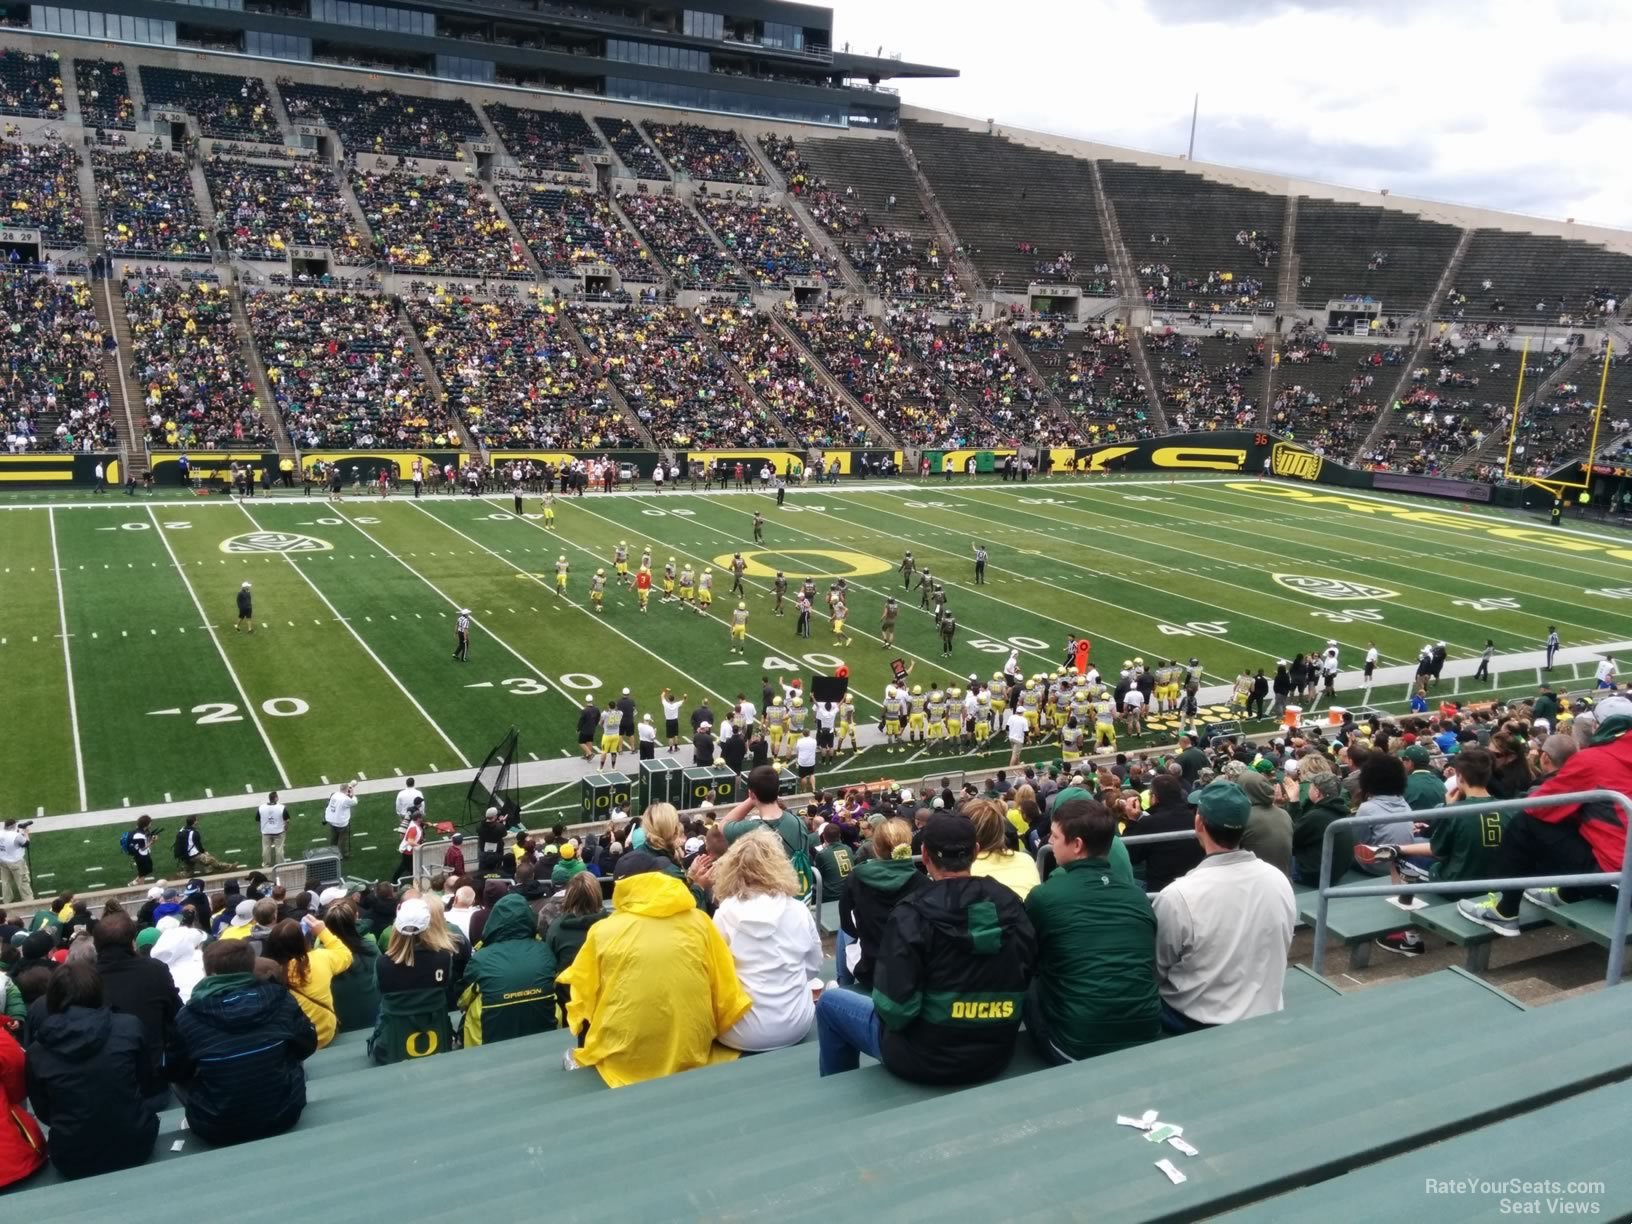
<box><xmin>457</xmin><ymin>894</ymin><xmax>558</xmax><ymax>1046</ymax></box>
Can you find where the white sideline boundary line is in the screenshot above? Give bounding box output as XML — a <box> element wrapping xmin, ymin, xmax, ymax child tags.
<box><xmin>47</xmin><ymin>508</ymin><xmax>89</xmax><ymax>812</ymax></box>
<box><xmin>147</xmin><ymin>505</ymin><xmax>292</xmax><ymax>789</ymax></box>
<box><xmin>234</xmin><ymin>501</ymin><xmax>472</xmax><ymax>770</ymax></box>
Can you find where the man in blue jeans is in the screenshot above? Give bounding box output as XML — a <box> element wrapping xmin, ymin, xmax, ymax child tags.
<box><xmin>815</xmin><ymin>812</ymin><xmax>1035</xmax><ymax>1082</ymax></box>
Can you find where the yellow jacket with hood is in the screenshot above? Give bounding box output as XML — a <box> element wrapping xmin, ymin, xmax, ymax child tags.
<box><xmin>558</xmin><ymin>870</ymin><xmax>752</xmax><ymax>1088</ymax></box>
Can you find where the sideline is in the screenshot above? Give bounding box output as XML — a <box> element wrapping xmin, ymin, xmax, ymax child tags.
<box><xmin>21</xmin><ymin>641</ymin><xmax>1619</xmax><ymax>834</ymax></box>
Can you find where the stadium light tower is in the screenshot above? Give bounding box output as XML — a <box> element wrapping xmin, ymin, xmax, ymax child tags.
<box><xmin>1187</xmin><ymin>93</ymin><xmax>1198</xmax><ymax>160</ymax></box>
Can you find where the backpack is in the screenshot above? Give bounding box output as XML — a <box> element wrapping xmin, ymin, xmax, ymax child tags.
<box><xmin>770</xmin><ymin>816</ymin><xmax>814</xmax><ymax>904</ymax></box>
<box><xmin>119</xmin><ymin>830</ymin><xmax>135</xmax><ymax>856</ymax></box>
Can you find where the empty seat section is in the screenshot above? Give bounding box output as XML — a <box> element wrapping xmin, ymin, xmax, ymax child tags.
<box><xmin>902</xmin><ymin>120</ymin><xmax>1109</xmax><ymax>294</ymax></box>
<box><xmin>1100</xmin><ymin>161</ymin><xmax>1282</xmax><ymax>314</ymax></box>
<box><xmin>74</xmin><ymin>58</ymin><xmax>134</xmax><ymax>130</ymax></box>
<box><xmin>1293</xmin><ymin>198</ymin><xmax>1459</xmax><ymax>311</ymax></box>
<box><xmin>763</xmin><ymin>132</ymin><xmax>961</xmax><ymax>305</ymax></box>
<box><xmin>0</xmin><ymin>47</ymin><xmax>65</xmax><ymax>119</ymax></box>
<box><xmin>483</xmin><ymin>103</ymin><xmax>601</xmax><ymax>173</ymax></box>
<box><xmin>140</xmin><ymin>67</ymin><xmax>280</xmax><ymax>141</ymax></box>
<box><xmin>1450</xmin><ymin>231</ymin><xmax>1632</xmax><ymax>322</ymax></box>
<box><xmin>594</xmin><ymin>116</ymin><xmax>669</xmax><ymax>181</ymax></box>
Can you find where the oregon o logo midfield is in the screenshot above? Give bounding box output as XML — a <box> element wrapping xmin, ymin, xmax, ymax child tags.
<box><xmin>220</xmin><ymin>532</ymin><xmax>332</xmax><ymax>555</ymax></box>
<box><xmin>715</xmin><ymin>549</ymin><xmax>890</xmax><ymax>579</ymax></box>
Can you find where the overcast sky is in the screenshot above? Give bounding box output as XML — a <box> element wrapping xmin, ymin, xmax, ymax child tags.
<box><xmin>830</xmin><ymin>0</ymin><xmax>1631</xmax><ymax>228</ymax></box>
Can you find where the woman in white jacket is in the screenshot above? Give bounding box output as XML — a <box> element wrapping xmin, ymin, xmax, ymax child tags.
<box><xmin>710</xmin><ymin>829</ymin><xmax>823</xmax><ymax>1052</ymax></box>
<box><xmin>151</xmin><ymin>922</ymin><xmax>209</xmax><ymax>1001</ymax></box>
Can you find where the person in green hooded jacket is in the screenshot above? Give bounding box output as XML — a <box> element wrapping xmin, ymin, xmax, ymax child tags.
<box><xmin>836</xmin><ymin>817</ymin><xmax>929</xmax><ymax>989</ymax></box>
<box><xmin>456</xmin><ymin>893</ymin><xmax>558</xmax><ymax>1046</ymax></box>
<box><xmin>551</xmin><ymin>842</ymin><xmax>588</xmax><ymax>886</ymax></box>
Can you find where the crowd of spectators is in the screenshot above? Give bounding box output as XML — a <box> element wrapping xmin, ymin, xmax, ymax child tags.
<box><xmin>244</xmin><ymin>288</ymin><xmax>456</xmax><ymax>448</ymax></box>
<box><xmin>617</xmin><ymin>190</ymin><xmax>746</xmax><ymax>290</ymax></box>
<box><xmin>699</xmin><ymin>304</ymin><xmax>871</xmax><ymax>448</ymax></box>
<box><xmin>122</xmin><ymin>278</ymin><xmax>272</xmax><ymax>449</ymax></box>
<box><xmin>138</xmin><ymin>68</ymin><xmax>279</xmax><ymax>142</ymax></box>
<box><xmin>278</xmin><ymin>81</ymin><xmax>482</xmax><ymax>158</ymax></box>
<box><xmin>1138</xmin><ymin>262</ymin><xmax>1270</xmax><ymax>315</ymax></box>
<box><xmin>761</xmin><ymin>134</ymin><xmax>963</xmax><ymax>305</ymax></box>
<box><xmin>593</xmin><ymin>117</ymin><xmax>668</xmax><ymax>181</ymax></box>
<box><xmin>783</xmin><ymin>304</ymin><xmax>998</xmax><ymax>447</ymax></box>
<box><xmin>74</xmin><ymin>58</ymin><xmax>134</xmax><ymax>130</ymax></box>
<box><xmin>0</xmin><ymin>139</ymin><xmax>84</xmax><ymax>247</ymax></box>
<box><xmin>483</xmin><ymin>103</ymin><xmax>602</xmax><ymax>174</ymax></box>
<box><xmin>1147</xmin><ymin>329</ymin><xmax>1267</xmax><ymax>431</ymax></box>
<box><xmin>205</xmin><ymin>156</ymin><xmax>366</xmax><ymax>263</ymax></box>
<box><xmin>1268</xmin><ymin>327</ymin><xmax>1397</xmax><ymax>457</ymax></box>
<box><xmin>643</xmin><ymin>121</ymin><xmax>766</xmax><ymax>185</ymax></box>
<box><xmin>569</xmin><ymin>304</ymin><xmax>780</xmax><ymax>448</ymax></box>
<box><xmin>694</xmin><ymin>191</ymin><xmax>836</xmax><ymax>288</ymax></box>
<box><xmin>1017</xmin><ymin>319</ymin><xmax>1155</xmax><ymax>439</ymax></box>
<box><xmin>892</xmin><ymin>310</ymin><xmax>1052</xmax><ymax>440</ymax></box>
<box><xmin>0</xmin><ymin>48</ymin><xmax>64</xmax><ymax>120</ymax></box>
<box><xmin>92</xmin><ymin>149</ymin><xmax>212</xmax><ymax>259</ymax></box>
<box><xmin>495</xmin><ymin>182</ymin><xmax>651</xmax><ymax>278</ymax></box>
<box><xmin>0</xmin><ymin>272</ymin><xmax>113</xmax><ymax>453</ymax></box>
<box><xmin>352</xmin><ymin>168</ymin><xmax>530</xmax><ymax>277</ymax></box>
<box><xmin>406</xmin><ymin>291</ymin><xmax>635</xmax><ymax>450</ymax></box>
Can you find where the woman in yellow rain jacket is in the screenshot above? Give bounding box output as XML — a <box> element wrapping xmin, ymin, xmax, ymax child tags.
<box><xmin>263</xmin><ymin>918</ymin><xmax>354</xmax><ymax>1049</ymax></box>
<box><xmin>559</xmin><ymin>825</ymin><xmax>751</xmax><ymax>1088</ymax></box>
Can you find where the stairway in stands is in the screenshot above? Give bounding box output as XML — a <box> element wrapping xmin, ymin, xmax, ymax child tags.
<box><xmin>228</xmin><ymin>283</ymin><xmax>295</xmax><ymax>465</ymax></box>
<box><xmin>1447</xmin><ymin>344</ymin><xmax>1595</xmax><ymax>477</ymax></box>
<box><xmin>88</xmin><ymin>277</ymin><xmax>145</xmax><ymax>472</ymax></box>
<box><xmin>1263</xmin><ymin>194</ymin><xmax>1301</xmax><ymax>422</ymax></box>
<box><xmin>1090</xmin><ymin>160</ymin><xmax>1167</xmax><ymax>434</ymax></box>
<box><xmin>554</xmin><ymin>307</ymin><xmax>656</xmax><ymax>448</ymax></box>
<box><xmin>395</xmin><ymin>300</ymin><xmax>478</xmax><ymax>455</ymax></box>
<box><xmin>767</xmin><ymin>312</ymin><xmax>896</xmax><ymax>445</ymax></box>
<box><xmin>1351</xmin><ymin>227</ymin><xmax>1473</xmax><ymax>464</ymax></box>
<box><xmin>895</xmin><ymin>131</ymin><xmax>986</xmax><ymax>299</ymax></box>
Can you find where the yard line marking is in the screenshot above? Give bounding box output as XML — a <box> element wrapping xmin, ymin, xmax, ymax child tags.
<box><xmin>235</xmin><ymin>502</ymin><xmax>471</xmax><ymax>769</ymax></box>
<box><xmin>330</xmin><ymin>509</ymin><xmax>579</xmax><ymax>718</ymax></box>
<box><xmin>410</xmin><ymin>502</ymin><xmax>736</xmax><ymax>708</ymax></box>
<box><xmin>148</xmin><ymin>507</ymin><xmax>291</xmax><ymax>789</ymax></box>
<box><xmin>47</xmin><ymin>508</ymin><xmax>89</xmax><ymax>812</ymax></box>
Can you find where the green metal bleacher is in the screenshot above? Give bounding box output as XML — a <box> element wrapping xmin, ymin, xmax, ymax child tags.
<box><xmin>1220</xmin><ymin>1078</ymin><xmax>1632</xmax><ymax>1222</ymax></box>
<box><xmin>1541</xmin><ymin>897</ymin><xmax>1632</xmax><ymax>949</ymax></box>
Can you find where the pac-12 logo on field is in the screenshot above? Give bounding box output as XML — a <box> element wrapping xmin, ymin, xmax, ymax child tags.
<box><xmin>1273</xmin><ymin>574</ymin><xmax>1397</xmax><ymax>601</ymax></box>
<box><xmin>220</xmin><ymin>532</ymin><xmax>333</xmax><ymax>555</ymax></box>
<box><xmin>1270</xmin><ymin>443</ymin><xmax>1322</xmax><ymax>481</ymax></box>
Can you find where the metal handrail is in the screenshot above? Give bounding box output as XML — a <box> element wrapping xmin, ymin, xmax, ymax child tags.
<box><xmin>1310</xmin><ymin>789</ymin><xmax>1632</xmax><ymax>985</ymax></box>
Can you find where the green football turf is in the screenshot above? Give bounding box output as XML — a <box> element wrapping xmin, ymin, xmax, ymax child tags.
<box><xmin>7</xmin><ymin>474</ymin><xmax>1632</xmax><ymax>893</ymax></box>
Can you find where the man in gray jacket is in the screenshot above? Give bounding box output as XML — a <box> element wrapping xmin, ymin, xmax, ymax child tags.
<box><xmin>1236</xmin><ymin>766</ymin><xmax>1293</xmax><ymax>878</ymax></box>
<box><xmin>1153</xmin><ymin>779</ymin><xmax>1296</xmax><ymax>1033</ymax></box>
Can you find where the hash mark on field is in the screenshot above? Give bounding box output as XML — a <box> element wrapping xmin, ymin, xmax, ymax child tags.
<box><xmin>429</xmin><ymin>764</ymin><xmax>439</xmax><ymax>771</ymax></box>
<box><xmin>204</xmin><ymin>788</ymin><xmax>213</xmax><ymax>798</ymax></box>
<box><xmin>528</xmin><ymin>752</ymin><xmax>539</xmax><ymax>761</ymax></box>
<box><xmin>244</xmin><ymin>784</ymin><xmax>253</xmax><ymax>793</ymax></box>
<box><xmin>310</xmin><ymin>837</ymin><xmax>326</xmax><ymax>844</ymax></box>
<box><xmin>223</xmin><ymin>849</ymin><xmax>243</xmax><ymax>855</ymax></box>
<box><xmin>320</xmin><ymin>776</ymin><xmax>329</xmax><ymax>785</ymax></box>
<box><xmin>357</xmin><ymin>771</ymin><xmax>368</xmax><ymax>780</ymax></box>
<box><xmin>84</xmin><ymin>867</ymin><xmax>103</xmax><ymax>874</ymax></box>
<box><xmin>121</xmin><ymin>798</ymin><xmax>129</xmax><ymax>807</ymax></box>
<box><xmin>164</xmin><ymin>793</ymin><xmax>172</xmax><ymax>803</ymax></box>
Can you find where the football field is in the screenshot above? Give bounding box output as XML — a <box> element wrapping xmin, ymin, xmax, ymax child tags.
<box><xmin>7</xmin><ymin>474</ymin><xmax>1632</xmax><ymax>885</ymax></box>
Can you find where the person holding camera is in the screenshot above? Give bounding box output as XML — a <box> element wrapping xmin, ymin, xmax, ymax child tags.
<box><xmin>128</xmin><ymin>814</ymin><xmax>160</xmax><ymax>886</ymax></box>
<box><xmin>0</xmin><ymin>819</ymin><xmax>31</xmax><ymax>903</ymax></box>
<box><xmin>324</xmin><ymin>782</ymin><xmax>358</xmax><ymax>861</ymax></box>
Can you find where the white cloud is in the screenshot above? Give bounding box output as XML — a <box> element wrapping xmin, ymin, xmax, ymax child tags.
<box><xmin>831</xmin><ymin>0</ymin><xmax>1632</xmax><ymax>227</ymax></box>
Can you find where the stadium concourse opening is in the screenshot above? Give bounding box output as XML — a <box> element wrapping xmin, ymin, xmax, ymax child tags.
<box><xmin>3</xmin><ymin>9</ymin><xmax>1632</xmax><ymax>1216</ymax></box>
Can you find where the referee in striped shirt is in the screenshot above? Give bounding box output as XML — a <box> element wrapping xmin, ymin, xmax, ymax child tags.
<box><xmin>453</xmin><ymin>608</ymin><xmax>471</xmax><ymax>662</ymax></box>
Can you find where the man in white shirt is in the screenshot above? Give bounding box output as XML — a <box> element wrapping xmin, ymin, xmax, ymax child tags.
<box><xmin>444</xmin><ymin>885</ymin><xmax>476</xmax><ymax>936</ymax></box>
<box><xmin>394</xmin><ymin>777</ymin><xmax>424</xmax><ymax>834</ymax></box>
<box><xmin>637</xmin><ymin>713</ymin><xmax>658</xmax><ymax>761</ymax></box>
<box><xmin>1121</xmin><ymin>685</ymin><xmax>1145</xmax><ymax>736</ymax></box>
<box><xmin>737</xmin><ymin>697</ymin><xmax>757</xmax><ymax>730</ymax></box>
<box><xmin>1154</xmin><ymin>779</ymin><xmax>1295</xmax><ymax>1032</ymax></box>
<box><xmin>325</xmin><ymin>783</ymin><xmax>358</xmax><ymax>861</ymax></box>
<box><xmin>1006</xmin><ymin>708</ymin><xmax>1029</xmax><ymax>767</ymax></box>
<box><xmin>794</xmin><ymin>730</ymin><xmax>819</xmax><ymax>791</ymax></box>
<box><xmin>256</xmin><ymin>790</ymin><xmax>288</xmax><ymax>868</ymax></box>
<box><xmin>1596</xmin><ymin>656</ymin><xmax>1616</xmax><ymax>689</ymax></box>
<box><xmin>814</xmin><ymin>699</ymin><xmax>839</xmax><ymax>762</ymax></box>
<box><xmin>1363</xmin><ymin>641</ymin><xmax>1379</xmax><ymax>684</ymax></box>
<box><xmin>660</xmin><ymin>687</ymin><xmax>686</xmax><ymax>749</ymax></box>
<box><xmin>0</xmin><ymin>818</ymin><xmax>32</xmax><ymax>903</ymax></box>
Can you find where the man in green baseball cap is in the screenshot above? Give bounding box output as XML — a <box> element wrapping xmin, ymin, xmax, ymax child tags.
<box><xmin>1153</xmin><ymin>778</ymin><xmax>1296</xmax><ymax>1034</ymax></box>
<box><xmin>1401</xmin><ymin>743</ymin><xmax>1446</xmax><ymax>811</ymax></box>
